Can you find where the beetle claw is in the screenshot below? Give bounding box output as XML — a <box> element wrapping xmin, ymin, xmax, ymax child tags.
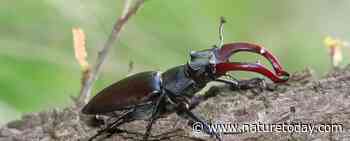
<box><xmin>212</xmin><ymin>42</ymin><xmax>290</xmax><ymax>83</ymax></box>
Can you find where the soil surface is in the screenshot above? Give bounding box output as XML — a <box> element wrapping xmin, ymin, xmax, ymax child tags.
<box><xmin>1</xmin><ymin>67</ymin><xmax>350</xmax><ymax>141</ymax></box>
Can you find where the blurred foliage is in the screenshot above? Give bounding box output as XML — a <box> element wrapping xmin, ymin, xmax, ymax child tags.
<box><xmin>1</xmin><ymin>0</ymin><xmax>350</xmax><ymax>123</ymax></box>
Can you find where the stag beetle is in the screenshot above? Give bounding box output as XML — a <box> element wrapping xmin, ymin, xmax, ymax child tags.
<box><xmin>82</xmin><ymin>17</ymin><xmax>290</xmax><ymax>141</ymax></box>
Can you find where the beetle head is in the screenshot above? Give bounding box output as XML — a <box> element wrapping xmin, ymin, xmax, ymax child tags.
<box><xmin>186</xmin><ymin>48</ymin><xmax>217</xmax><ymax>84</ymax></box>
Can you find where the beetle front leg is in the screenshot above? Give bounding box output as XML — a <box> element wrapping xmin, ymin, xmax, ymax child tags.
<box><xmin>238</xmin><ymin>77</ymin><xmax>266</xmax><ymax>90</ymax></box>
<box><xmin>165</xmin><ymin>91</ymin><xmax>222</xmax><ymax>141</ymax></box>
<box><xmin>176</xmin><ymin>102</ymin><xmax>222</xmax><ymax>141</ymax></box>
<box><xmin>88</xmin><ymin>111</ymin><xmax>133</xmax><ymax>141</ymax></box>
<box><xmin>215</xmin><ymin>77</ymin><xmax>266</xmax><ymax>91</ymax></box>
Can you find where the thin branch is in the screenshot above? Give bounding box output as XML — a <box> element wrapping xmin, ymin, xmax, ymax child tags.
<box><xmin>121</xmin><ymin>0</ymin><xmax>133</xmax><ymax>17</ymax></box>
<box><xmin>78</xmin><ymin>0</ymin><xmax>145</xmax><ymax>105</ymax></box>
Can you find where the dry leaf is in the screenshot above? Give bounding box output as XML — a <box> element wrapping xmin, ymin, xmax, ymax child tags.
<box><xmin>324</xmin><ymin>36</ymin><xmax>347</xmax><ymax>67</ymax></box>
<box><xmin>72</xmin><ymin>28</ymin><xmax>90</xmax><ymax>71</ymax></box>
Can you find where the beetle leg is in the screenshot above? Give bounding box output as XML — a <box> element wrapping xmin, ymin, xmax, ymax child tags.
<box><xmin>164</xmin><ymin>91</ymin><xmax>222</xmax><ymax>141</ymax></box>
<box><xmin>189</xmin><ymin>85</ymin><xmax>228</xmax><ymax>110</ymax></box>
<box><xmin>143</xmin><ymin>93</ymin><xmax>165</xmax><ymax>141</ymax></box>
<box><xmin>189</xmin><ymin>95</ymin><xmax>207</xmax><ymax>110</ymax></box>
<box><xmin>238</xmin><ymin>78</ymin><xmax>266</xmax><ymax>90</ymax></box>
<box><xmin>88</xmin><ymin>111</ymin><xmax>133</xmax><ymax>141</ymax></box>
<box><xmin>177</xmin><ymin>103</ymin><xmax>222</xmax><ymax>141</ymax></box>
<box><xmin>215</xmin><ymin>77</ymin><xmax>266</xmax><ymax>91</ymax></box>
<box><xmin>143</xmin><ymin>116</ymin><xmax>156</xmax><ymax>141</ymax></box>
<box><xmin>214</xmin><ymin>78</ymin><xmax>239</xmax><ymax>90</ymax></box>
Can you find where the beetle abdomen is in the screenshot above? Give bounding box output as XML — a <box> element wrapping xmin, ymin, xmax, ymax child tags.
<box><xmin>82</xmin><ymin>71</ymin><xmax>162</xmax><ymax>114</ymax></box>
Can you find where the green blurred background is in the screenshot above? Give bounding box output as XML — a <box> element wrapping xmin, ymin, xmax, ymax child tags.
<box><xmin>1</xmin><ymin>0</ymin><xmax>350</xmax><ymax>125</ymax></box>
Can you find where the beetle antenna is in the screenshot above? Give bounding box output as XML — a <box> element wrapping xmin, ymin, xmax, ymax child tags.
<box><xmin>216</xmin><ymin>16</ymin><xmax>226</xmax><ymax>48</ymax></box>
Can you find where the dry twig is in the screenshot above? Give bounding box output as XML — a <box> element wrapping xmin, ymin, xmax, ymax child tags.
<box><xmin>78</xmin><ymin>0</ymin><xmax>146</xmax><ymax>105</ymax></box>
